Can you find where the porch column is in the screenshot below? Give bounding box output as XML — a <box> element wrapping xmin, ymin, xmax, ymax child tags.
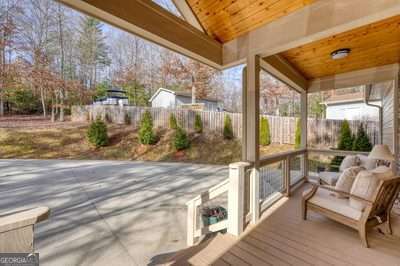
<box><xmin>242</xmin><ymin>55</ymin><xmax>261</xmax><ymax>223</ymax></box>
<box><xmin>394</xmin><ymin>69</ymin><xmax>399</xmax><ymax>174</ymax></box>
<box><xmin>300</xmin><ymin>91</ymin><xmax>308</xmax><ymax>179</ymax></box>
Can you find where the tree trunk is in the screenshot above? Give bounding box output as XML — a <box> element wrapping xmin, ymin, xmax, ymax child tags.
<box><xmin>59</xmin><ymin>94</ymin><xmax>64</xmax><ymax>122</ymax></box>
<box><xmin>0</xmin><ymin>91</ymin><xmax>4</xmax><ymax>116</ymax></box>
<box><xmin>51</xmin><ymin>97</ymin><xmax>56</xmax><ymax>123</ymax></box>
<box><xmin>40</xmin><ymin>87</ymin><xmax>47</xmax><ymax>117</ymax></box>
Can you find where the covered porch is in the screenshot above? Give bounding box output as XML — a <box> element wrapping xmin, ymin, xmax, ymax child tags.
<box><xmin>56</xmin><ymin>0</ymin><xmax>400</xmax><ymax>265</ymax></box>
<box><xmin>171</xmin><ymin>184</ymin><xmax>400</xmax><ymax>265</ymax></box>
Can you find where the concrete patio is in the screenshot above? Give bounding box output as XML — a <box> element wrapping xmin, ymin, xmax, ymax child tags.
<box><xmin>0</xmin><ymin>159</ymin><xmax>228</xmax><ymax>265</ymax></box>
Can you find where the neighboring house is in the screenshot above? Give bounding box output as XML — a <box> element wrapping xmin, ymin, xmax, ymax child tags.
<box><xmin>149</xmin><ymin>88</ymin><xmax>221</xmax><ymax>111</ymax></box>
<box><xmin>94</xmin><ymin>87</ymin><xmax>129</xmax><ymax>106</ymax></box>
<box><xmin>322</xmin><ymin>92</ymin><xmax>380</xmax><ymax>121</ymax></box>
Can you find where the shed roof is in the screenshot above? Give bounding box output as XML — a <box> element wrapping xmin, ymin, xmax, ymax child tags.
<box><xmin>149</xmin><ymin>88</ymin><xmax>218</xmax><ymax>102</ymax></box>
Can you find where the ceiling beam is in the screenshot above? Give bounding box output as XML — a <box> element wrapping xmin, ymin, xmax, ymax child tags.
<box><xmin>58</xmin><ymin>0</ymin><xmax>222</xmax><ymax>68</ymax></box>
<box><xmin>308</xmin><ymin>63</ymin><xmax>400</xmax><ymax>93</ymax></box>
<box><xmin>171</xmin><ymin>0</ymin><xmax>204</xmax><ymax>33</ymax></box>
<box><xmin>261</xmin><ymin>55</ymin><xmax>307</xmax><ymax>93</ymax></box>
<box><xmin>223</xmin><ymin>0</ymin><xmax>400</xmax><ymax>67</ymax></box>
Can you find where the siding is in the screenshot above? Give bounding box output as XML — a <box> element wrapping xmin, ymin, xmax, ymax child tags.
<box><xmin>381</xmin><ymin>82</ymin><xmax>394</xmax><ymax>152</ymax></box>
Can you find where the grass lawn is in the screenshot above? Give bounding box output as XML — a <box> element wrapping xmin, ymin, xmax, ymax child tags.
<box><xmin>0</xmin><ymin>117</ymin><xmax>295</xmax><ymax>164</ymax></box>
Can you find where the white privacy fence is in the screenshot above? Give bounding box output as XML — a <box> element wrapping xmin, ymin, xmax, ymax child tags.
<box><xmin>71</xmin><ymin>105</ymin><xmax>379</xmax><ymax>147</ymax></box>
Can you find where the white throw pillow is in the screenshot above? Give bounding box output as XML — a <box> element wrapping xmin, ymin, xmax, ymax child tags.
<box><xmin>357</xmin><ymin>155</ymin><xmax>377</xmax><ymax>170</ymax></box>
<box><xmin>339</xmin><ymin>155</ymin><xmax>359</xmax><ymax>172</ymax></box>
<box><xmin>349</xmin><ymin>170</ymin><xmax>380</xmax><ymax>211</ymax></box>
<box><xmin>370</xmin><ymin>166</ymin><xmax>393</xmax><ymax>180</ymax></box>
<box><xmin>335</xmin><ymin>166</ymin><xmax>364</xmax><ymax>198</ymax></box>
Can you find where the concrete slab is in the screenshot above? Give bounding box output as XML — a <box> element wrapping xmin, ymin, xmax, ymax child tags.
<box><xmin>0</xmin><ymin>159</ymin><xmax>228</xmax><ymax>266</ymax></box>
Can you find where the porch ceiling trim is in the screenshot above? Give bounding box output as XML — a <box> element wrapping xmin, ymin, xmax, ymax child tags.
<box><xmin>308</xmin><ymin>63</ymin><xmax>400</xmax><ymax>93</ymax></box>
<box><xmin>58</xmin><ymin>0</ymin><xmax>222</xmax><ymax>68</ymax></box>
<box><xmin>261</xmin><ymin>55</ymin><xmax>307</xmax><ymax>93</ymax></box>
<box><xmin>171</xmin><ymin>0</ymin><xmax>204</xmax><ymax>33</ymax></box>
<box><xmin>222</xmin><ymin>0</ymin><xmax>400</xmax><ymax>67</ymax></box>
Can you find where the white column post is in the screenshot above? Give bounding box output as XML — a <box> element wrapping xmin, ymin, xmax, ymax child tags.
<box><xmin>228</xmin><ymin>162</ymin><xmax>250</xmax><ymax>236</ymax></box>
<box><xmin>245</xmin><ymin>54</ymin><xmax>261</xmax><ymax>224</ymax></box>
<box><xmin>250</xmin><ymin>168</ymin><xmax>260</xmax><ymax>223</ymax></box>
<box><xmin>186</xmin><ymin>200</ymin><xmax>196</xmax><ymax>246</ymax></box>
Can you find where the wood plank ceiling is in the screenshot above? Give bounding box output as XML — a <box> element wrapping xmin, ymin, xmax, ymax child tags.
<box><xmin>279</xmin><ymin>15</ymin><xmax>400</xmax><ymax>80</ymax></box>
<box><xmin>186</xmin><ymin>0</ymin><xmax>316</xmax><ymax>43</ymax></box>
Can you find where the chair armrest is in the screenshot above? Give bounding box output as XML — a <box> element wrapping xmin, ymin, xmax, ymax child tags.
<box><xmin>318</xmin><ymin>185</ymin><xmax>373</xmax><ymax>206</ymax></box>
<box><xmin>303</xmin><ymin>185</ymin><xmax>318</xmax><ymax>201</ymax></box>
<box><xmin>0</xmin><ymin>207</ymin><xmax>50</xmax><ymax>233</ymax></box>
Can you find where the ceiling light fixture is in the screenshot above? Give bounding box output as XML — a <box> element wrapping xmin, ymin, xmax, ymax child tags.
<box><xmin>330</xmin><ymin>48</ymin><xmax>351</xmax><ymax>60</ymax></box>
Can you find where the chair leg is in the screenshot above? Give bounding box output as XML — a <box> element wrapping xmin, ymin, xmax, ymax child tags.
<box><xmin>386</xmin><ymin>213</ymin><xmax>393</xmax><ymax>235</ymax></box>
<box><xmin>302</xmin><ymin>201</ymin><xmax>307</xmax><ymax>220</ymax></box>
<box><xmin>358</xmin><ymin>226</ymin><xmax>369</xmax><ymax>248</ymax></box>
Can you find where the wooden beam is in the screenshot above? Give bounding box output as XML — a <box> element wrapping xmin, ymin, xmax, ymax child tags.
<box><xmin>58</xmin><ymin>0</ymin><xmax>222</xmax><ymax>68</ymax></box>
<box><xmin>245</xmin><ymin>55</ymin><xmax>260</xmax><ymax>163</ymax></box>
<box><xmin>261</xmin><ymin>55</ymin><xmax>307</xmax><ymax>93</ymax></box>
<box><xmin>223</xmin><ymin>0</ymin><xmax>400</xmax><ymax>66</ymax></box>
<box><xmin>308</xmin><ymin>63</ymin><xmax>400</xmax><ymax>92</ymax></box>
<box><xmin>172</xmin><ymin>0</ymin><xmax>204</xmax><ymax>33</ymax></box>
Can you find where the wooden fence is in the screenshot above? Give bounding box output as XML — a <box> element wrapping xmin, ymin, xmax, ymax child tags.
<box><xmin>72</xmin><ymin>105</ymin><xmax>379</xmax><ymax>147</ymax></box>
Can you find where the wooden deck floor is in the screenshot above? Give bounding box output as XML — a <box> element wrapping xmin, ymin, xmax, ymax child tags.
<box><xmin>170</xmin><ymin>184</ymin><xmax>400</xmax><ymax>265</ymax></box>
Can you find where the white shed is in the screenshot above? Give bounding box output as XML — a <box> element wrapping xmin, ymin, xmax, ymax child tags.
<box><xmin>149</xmin><ymin>88</ymin><xmax>220</xmax><ymax>111</ymax></box>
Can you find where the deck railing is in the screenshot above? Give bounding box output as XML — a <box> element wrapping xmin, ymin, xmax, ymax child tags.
<box><xmin>186</xmin><ymin>149</ymin><xmax>307</xmax><ymax>246</ymax></box>
<box><xmin>185</xmin><ymin>147</ymin><xmax>378</xmax><ymax>246</ymax></box>
<box><xmin>186</xmin><ymin>178</ymin><xmax>229</xmax><ymax>246</ymax></box>
<box><xmin>255</xmin><ymin>149</ymin><xmax>307</xmax><ymax>219</ymax></box>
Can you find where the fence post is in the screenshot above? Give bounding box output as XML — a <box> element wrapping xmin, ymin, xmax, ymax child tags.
<box><xmin>228</xmin><ymin>162</ymin><xmax>250</xmax><ymax>236</ymax></box>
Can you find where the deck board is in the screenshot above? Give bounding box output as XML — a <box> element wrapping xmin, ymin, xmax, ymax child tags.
<box><xmin>213</xmin><ymin>184</ymin><xmax>400</xmax><ymax>266</ymax></box>
<box><xmin>170</xmin><ymin>184</ymin><xmax>400</xmax><ymax>265</ymax></box>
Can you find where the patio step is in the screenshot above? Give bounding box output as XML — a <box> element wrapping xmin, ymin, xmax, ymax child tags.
<box><xmin>164</xmin><ymin>233</ymin><xmax>237</xmax><ymax>265</ymax></box>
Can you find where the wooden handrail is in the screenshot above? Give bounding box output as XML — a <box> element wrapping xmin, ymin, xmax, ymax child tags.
<box><xmin>187</xmin><ymin>178</ymin><xmax>229</xmax><ymax>206</ymax></box>
<box><xmin>307</xmin><ymin>148</ymin><xmax>369</xmax><ymax>156</ymax></box>
<box><xmin>186</xmin><ymin>178</ymin><xmax>229</xmax><ymax>246</ymax></box>
<box><xmin>259</xmin><ymin>148</ymin><xmax>306</xmax><ymax>166</ymax></box>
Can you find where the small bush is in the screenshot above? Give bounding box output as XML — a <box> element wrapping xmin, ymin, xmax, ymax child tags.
<box><xmin>138</xmin><ymin>111</ymin><xmax>157</xmax><ymax>145</ymax></box>
<box><xmin>194</xmin><ymin>113</ymin><xmax>203</xmax><ymax>133</ymax></box>
<box><xmin>259</xmin><ymin>117</ymin><xmax>271</xmax><ymax>146</ymax></box>
<box><xmin>337</xmin><ymin>120</ymin><xmax>353</xmax><ymax>150</ymax></box>
<box><xmin>174</xmin><ymin>126</ymin><xmax>190</xmax><ymax>150</ymax></box>
<box><xmin>352</xmin><ymin>123</ymin><xmax>372</xmax><ymax>152</ymax></box>
<box><xmin>87</xmin><ymin>119</ymin><xmax>108</xmax><ymax>148</ymax></box>
<box><xmin>295</xmin><ymin>119</ymin><xmax>301</xmax><ymax>149</ymax></box>
<box><xmin>223</xmin><ymin>115</ymin><xmax>233</xmax><ymax>140</ymax></box>
<box><xmin>169</xmin><ymin>113</ymin><xmax>177</xmax><ymax>130</ymax></box>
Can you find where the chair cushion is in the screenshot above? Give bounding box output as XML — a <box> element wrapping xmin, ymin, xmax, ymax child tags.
<box><xmin>335</xmin><ymin>166</ymin><xmax>364</xmax><ymax>198</ymax></box>
<box><xmin>339</xmin><ymin>155</ymin><xmax>359</xmax><ymax>172</ymax></box>
<box><xmin>319</xmin><ymin>171</ymin><xmax>341</xmax><ymax>186</ymax></box>
<box><xmin>350</xmin><ymin>170</ymin><xmax>380</xmax><ymax>211</ymax></box>
<box><xmin>308</xmin><ymin>187</ymin><xmax>362</xmax><ymax>220</ymax></box>
<box><xmin>357</xmin><ymin>155</ymin><xmax>376</xmax><ymax>170</ymax></box>
<box><xmin>371</xmin><ymin>166</ymin><xmax>393</xmax><ymax>180</ymax></box>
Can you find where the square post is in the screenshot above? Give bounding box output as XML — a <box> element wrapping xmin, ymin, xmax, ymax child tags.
<box><xmin>300</xmin><ymin>91</ymin><xmax>308</xmax><ymax>180</ymax></box>
<box><xmin>228</xmin><ymin>162</ymin><xmax>250</xmax><ymax>236</ymax></box>
<box><xmin>243</xmin><ymin>54</ymin><xmax>261</xmax><ymax>223</ymax></box>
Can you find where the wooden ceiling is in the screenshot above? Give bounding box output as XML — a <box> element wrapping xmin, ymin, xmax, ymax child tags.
<box><xmin>186</xmin><ymin>0</ymin><xmax>316</xmax><ymax>43</ymax></box>
<box><xmin>279</xmin><ymin>15</ymin><xmax>400</xmax><ymax>80</ymax></box>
